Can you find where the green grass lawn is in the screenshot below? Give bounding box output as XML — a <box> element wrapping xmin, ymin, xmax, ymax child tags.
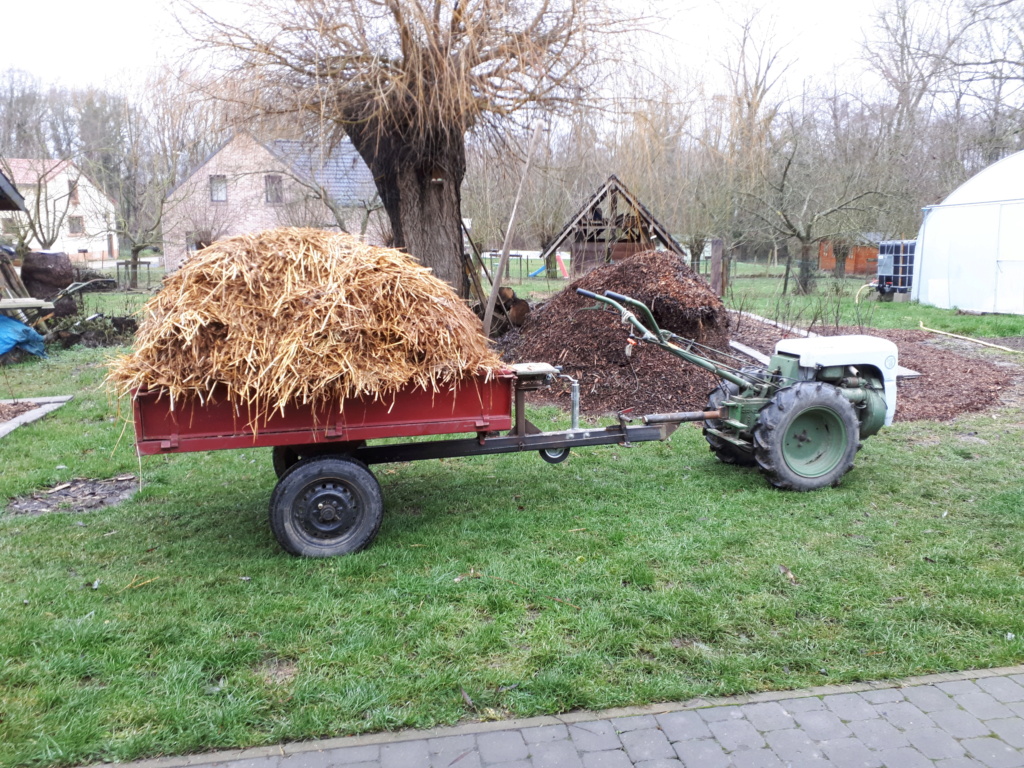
<box><xmin>1</xmin><ymin>340</ymin><xmax>1023</xmax><ymax>766</ymax></box>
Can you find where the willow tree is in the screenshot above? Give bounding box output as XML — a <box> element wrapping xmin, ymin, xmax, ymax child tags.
<box><xmin>181</xmin><ymin>0</ymin><xmax>633</xmax><ymax>292</ymax></box>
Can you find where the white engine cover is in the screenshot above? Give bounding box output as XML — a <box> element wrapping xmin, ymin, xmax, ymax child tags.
<box><xmin>773</xmin><ymin>335</ymin><xmax>899</xmax><ymax>425</ymax></box>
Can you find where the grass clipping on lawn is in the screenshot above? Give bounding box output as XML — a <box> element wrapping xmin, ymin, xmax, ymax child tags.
<box><xmin>108</xmin><ymin>228</ymin><xmax>502</xmax><ymax>422</ymax></box>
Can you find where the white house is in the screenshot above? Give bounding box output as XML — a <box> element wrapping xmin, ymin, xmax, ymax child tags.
<box><xmin>0</xmin><ymin>159</ymin><xmax>118</xmax><ymax>262</ymax></box>
<box><xmin>162</xmin><ymin>133</ymin><xmax>380</xmax><ymax>270</ymax></box>
<box><xmin>914</xmin><ymin>150</ymin><xmax>1024</xmax><ymax>314</ymax></box>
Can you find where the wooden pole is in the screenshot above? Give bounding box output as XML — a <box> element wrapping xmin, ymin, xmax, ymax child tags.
<box><xmin>483</xmin><ymin>123</ymin><xmax>543</xmax><ymax>337</ymax></box>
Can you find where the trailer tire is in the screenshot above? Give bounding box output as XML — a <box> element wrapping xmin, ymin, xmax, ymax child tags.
<box><xmin>269</xmin><ymin>456</ymin><xmax>383</xmax><ymax>557</ymax></box>
<box><xmin>703</xmin><ymin>368</ymin><xmax>764</xmax><ymax>467</ymax></box>
<box><xmin>539</xmin><ymin>447</ymin><xmax>570</xmax><ymax>464</ymax></box>
<box><xmin>753</xmin><ymin>382</ymin><xmax>861</xmax><ymax>491</ymax></box>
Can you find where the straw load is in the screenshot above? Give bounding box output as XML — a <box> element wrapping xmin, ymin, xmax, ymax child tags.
<box><xmin>107</xmin><ymin>228</ymin><xmax>502</xmax><ymax>421</ymax></box>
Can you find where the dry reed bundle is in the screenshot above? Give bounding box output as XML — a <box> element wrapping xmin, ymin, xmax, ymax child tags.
<box><xmin>108</xmin><ymin>228</ymin><xmax>502</xmax><ymax>422</ymax></box>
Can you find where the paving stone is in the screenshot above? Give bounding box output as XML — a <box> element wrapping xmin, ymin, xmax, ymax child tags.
<box><xmin>673</xmin><ymin>738</ymin><xmax>731</xmax><ymax>768</ymax></box>
<box><xmin>1010</xmin><ymin>675</ymin><xmax>1024</xmax><ymax>688</ymax></box>
<box><xmin>904</xmin><ymin>685</ymin><xmax>958</xmax><ymax>712</ymax></box>
<box><xmin>580</xmin><ymin>750</ymin><xmax>633</xmax><ymax>768</ymax></box>
<box><xmin>731</xmin><ymin>749</ymin><xmax>785</xmax><ymax>767</ymax></box>
<box><xmin>859</xmin><ymin>689</ymin><xmax>905</xmax><ymax>705</ymax></box>
<box><xmin>698</xmin><ymin>705</ymin><xmax>746</xmax><ymax>722</ymax></box>
<box><xmin>611</xmin><ymin>715</ymin><xmax>659</xmax><ymax>732</ymax></box>
<box><xmin>487</xmin><ymin>761</ymin><xmax>531</xmax><ymax>768</ymax></box>
<box><xmin>872</xmin><ymin>701</ymin><xmax>934</xmax><ymax>731</ymax></box>
<box><xmin>380</xmin><ymin>739</ymin><xmax>430</xmax><ymax>768</ymax></box>
<box><xmin>905</xmin><ymin>727</ymin><xmax>967</xmax><ymax>760</ymax></box>
<box><xmin>781</xmin><ymin>757</ymin><xmax>834</xmax><ymax>767</ymax></box>
<box><xmin>429</xmin><ymin>735</ymin><xmax>476</xmax><ymax>754</ymax></box>
<box><xmin>763</xmin><ymin>728</ymin><xmax>821</xmax><ymax>760</ymax></box>
<box><xmin>791</xmin><ymin>710</ymin><xmax>852</xmax><ymax>741</ymax></box>
<box><xmin>962</xmin><ymin>737</ymin><xmax>1024</xmax><ymax>768</ymax></box>
<box><xmin>708</xmin><ymin>718</ymin><xmax>766</xmax><ymax>752</ymax></box>
<box><xmin>875</xmin><ymin>747</ymin><xmax>934</xmax><ymax>768</ymax></box>
<box><xmin>938</xmin><ymin>681</ymin><xmax>984</xmax><ymax>696</ymax></box>
<box><xmin>569</xmin><ymin>721</ymin><xmax>623</xmax><ymax>753</ymax></box>
<box><xmin>530</xmin><ymin>739</ymin><xmax>584</xmax><ymax>768</ymax></box>
<box><xmin>634</xmin><ymin>760</ymin><xmax>683</xmax><ymax>768</ymax></box>
<box><xmin>957</xmin><ymin>692</ymin><xmax>1016</xmax><ymax>721</ymax></box>
<box><xmin>327</xmin><ymin>745</ymin><xmax>380</xmax><ymax>765</ymax></box>
<box><xmin>218</xmin><ymin>758</ymin><xmax>281</xmax><ymax>768</ymax></box>
<box><xmin>929</xmin><ymin>708</ymin><xmax>991</xmax><ymax>739</ymax></box>
<box><xmin>935</xmin><ymin>759</ymin><xmax>989</xmax><ymax>768</ymax></box>
<box><xmin>740</xmin><ymin>702</ymin><xmax>795</xmax><ymax>732</ymax></box>
<box><xmin>977</xmin><ymin>678</ymin><xmax>1024</xmax><ymax>704</ymax></box>
<box><xmin>1010</xmin><ymin>703</ymin><xmax>1024</xmax><ymax>718</ymax></box>
<box><xmin>988</xmin><ymin>718</ymin><xmax>1024</xmax><ymax>748</ymax></box>
<box><xmin>333</xmin><ymin>763</ymin><xmax>377</xmax><ymax>768</ymax></box>
<box><xmin>656</xmin><ymin>711</ymin><xmax>712</xmax><ymax>742</ymax></box>
<box><xmin>432</xmin><ymin>748</ymin><xmax>481</xmax><ymax>768</ymax></box>
<box><xmin>620</xmin><ymin>729</ymin><xmax>676</xmax><ymax>762</ymax></box>
<box><xmin>315</xmin><ymin>749</ymin><xmax>380</xmax><ymax>765</ymax></box>
<box><xmin>848</xmin><ymin>719</ymin><xmax>910</xmax><ymax>751</ymax></box>
<box><xmin>477</xmin><ymin>731</ymin><xmax>528</xmax><ymax>764</ymax></box>
<box><xmin>823</xmin><ymin>693</ymin><xmax>878</xmax><ymax>722</ymax></box>
<box><xmin>818</xmin><ymin>737</ymin><xmax>883</xmax><ymax>768</ymax></box>
<box><xmin>520</xmin><ymin>724</ymin><xmax>569</xmax><ymax>744</ymax></box>
<box><xmin>783</xmin><ymin>698</ymin><xmax>827</xmax><ymax>714</ymax></box>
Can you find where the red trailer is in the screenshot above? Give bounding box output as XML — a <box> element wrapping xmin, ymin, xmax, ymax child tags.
<box><xmin>133</xmin><ymin>363</ymin><xmax>698</xmax><ymax>557</ymax></box>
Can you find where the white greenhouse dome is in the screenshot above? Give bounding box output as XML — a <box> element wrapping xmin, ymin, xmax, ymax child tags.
<box><xmin>914</xmin><ymin>150</ymin><xmax>1024</xmax><ymax>314</ymax></box>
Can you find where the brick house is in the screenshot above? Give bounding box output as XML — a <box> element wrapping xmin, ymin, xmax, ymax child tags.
<box><xmin>0</xmin><ymin>159</ymin><xmax>118</xmax><ymax>262</ymax></box>
<box><xmin>162</xmin><ymin>133</ymin><xmax>380</xmax><ymax>270</ymax></box>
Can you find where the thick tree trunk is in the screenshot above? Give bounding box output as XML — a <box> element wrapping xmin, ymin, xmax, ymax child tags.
<box><xmin>348</xmin><ymin>126</ymin><xmax>467</xmax><ymax>295</ymax></box>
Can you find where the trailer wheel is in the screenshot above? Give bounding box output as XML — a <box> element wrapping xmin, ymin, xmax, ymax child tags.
<box><xmin>539</xmin><ymin>447</ymin><xmax>570</xmax><ymax>464</ymax></box>
<box><xmin>269</xmin><ymin>456</ymin><xmax>383</xmax><ymax>556</ymax></box>
<box><xmin>702</xmin><ymin>368</ymin><xmax>764</xmax><ymax>467</ymax></box>
<box><xmin>753</xmin><ymin>382</ymin><xmax>861</xmax><ymax>491</ymax></box>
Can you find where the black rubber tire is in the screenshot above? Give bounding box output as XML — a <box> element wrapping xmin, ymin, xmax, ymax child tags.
<box><xmin>268</xmin><ymin>456</ymin><xmax>384</xmax><ymax>557</ymax></box>
<box><xmin>539</xmin><ymin>447</ymin><xmax>570</xmax><ymax>464</ymax></box>
<box><xmin>272</xmin><ymin>446</ymin><xmax>301</xmax><ymax>478</ymax></box>
<box><xmin>753</xmin><ymin>381</ymin><xmax>861</xmax><ymax>491</ymax></box>
<box><xmin>702</xmin><ymin>367</ymin><xmax>765</xmax><ymax>467</ymax></box>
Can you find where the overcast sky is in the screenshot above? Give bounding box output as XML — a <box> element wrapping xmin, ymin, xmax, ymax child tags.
<box><xmin>0</xmin><ymin>0</ymin><xmax>884</xmax><ymax>92</ymax></box>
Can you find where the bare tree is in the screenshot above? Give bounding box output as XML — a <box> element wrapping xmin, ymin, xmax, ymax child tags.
<box><xmin>178</xmin><ymin>0</ymin><xmax>640</xmax><ymax>293</ymax></box>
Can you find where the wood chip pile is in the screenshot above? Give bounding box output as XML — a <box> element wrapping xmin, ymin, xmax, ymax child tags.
<box><xmin>508</xmin><ymin>252</ymin><xmax>731</xmax><ymax>416</ymax></box>
<box><xmin>108</xmin><ymin>228</ymin><xmax>502</xmax><ymax>421</ymax></box>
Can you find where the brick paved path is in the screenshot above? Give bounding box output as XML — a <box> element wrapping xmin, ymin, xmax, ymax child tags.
<box><xmin>113</xmin><ymin>667</ymin><xmax>1024</xmax><ymax>768</ymax></box>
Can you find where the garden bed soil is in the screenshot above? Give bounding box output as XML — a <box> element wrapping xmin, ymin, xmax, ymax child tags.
<box><xmin>0</xmin><ymin>401</ymin><xmax>37</xmax><ymax>423</ymax></box>
<box><xmin>5</xmin><ymin>476</ymin><xmax>138</xmax><ymax>516</ymax></box>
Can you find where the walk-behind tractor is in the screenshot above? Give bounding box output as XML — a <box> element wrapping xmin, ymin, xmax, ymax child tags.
<box><xmin>577</xmin><ymin>290</ymin><xmax>898</xmax><ymax>491</ymax></box>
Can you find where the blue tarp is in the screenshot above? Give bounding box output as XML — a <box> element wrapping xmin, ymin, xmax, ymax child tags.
<box><xmin>0</xmin><ymin>315</ymin><xmax>47</xmax><ymax>357</ymax></box>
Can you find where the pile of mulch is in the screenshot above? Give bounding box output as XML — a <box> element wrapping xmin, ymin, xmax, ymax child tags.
<box><xmin>508</xmin><ymin>252</ymin><xmax>731</xmax><ymax>415</ymax></box>
<box><xmin>0</xmin><ymin>401</ymin><xmax>37</xmax><ymax>423</ymax></box>
<box><xmin>107</xmin><ymin>228</ymin><xmax>501</xmax><ymax>424</ymax></box>
<box><xmin>729</xmin><ymin>316</ymin><xmax>1017</xmax><ymax>422</ymax></box>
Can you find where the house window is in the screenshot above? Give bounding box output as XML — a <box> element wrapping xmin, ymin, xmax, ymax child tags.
<box><xmin>68</xmin><ymin>180</ymin><xmax>79</xmax><ymax>206</ymax></box>
<box><xmin>68</xmin><ymin>216</ymin><xmax>85</xmax><ymax>235</ymax></box>
<box><xmin>265</xmin><ymin>174</ymin><xmax>283</xmax><ymax>204</ymax></box>
<box><xmin>210</xmin><ymin>175</ymin><xmax>227</xmax><ymax>202</ymax></box>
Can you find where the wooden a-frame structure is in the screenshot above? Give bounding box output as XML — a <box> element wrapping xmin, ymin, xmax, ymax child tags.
<box><xmin>538</xmin><ymin>175</ymin><xmax>685</xmax><ymax>277</ymax></box>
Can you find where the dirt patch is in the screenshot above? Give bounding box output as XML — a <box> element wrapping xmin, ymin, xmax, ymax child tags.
<box><xmin>730</xmin><ymin>317</ymin><xmax>1019</xmax><ymax>422</ymax></box>
<box><xmin>257</xmin><ymin>658</ymin><xmax>298</xmax><ymax>686</ymax></box>
<box><xmin>0</xmin><ymin>401</ymin><xmax>37</xmax><ymax>423</ymax></box>
<box><xmin>509</xmin><ymin>252</ymin><xmax>730</xmax><ymax>415</ymax></box>
<box><xmin>5</xmin><ymin>475</ymin><xmax>138</xmax><ymax>516</ymax></box>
